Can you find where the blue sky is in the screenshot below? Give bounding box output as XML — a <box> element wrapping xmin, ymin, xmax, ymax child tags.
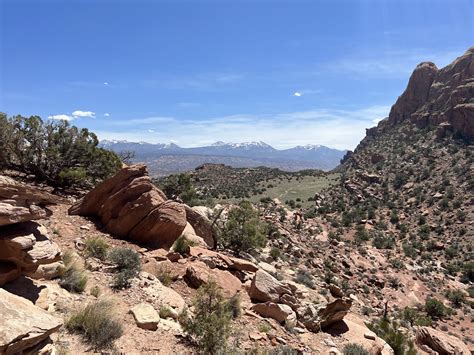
<box><xmin>1</xmin><ymin>0</ymin><xmax>472</xmax><ymax>150</ymax></box>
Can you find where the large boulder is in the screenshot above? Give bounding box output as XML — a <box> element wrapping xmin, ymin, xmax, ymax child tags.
<box><xmin>0</xmin><ymin>288</ymin><xmax>62</xmax><ymax>354</ymax></box>
<box><xmin>130</xmin><ymin>303</ymin><xmax>160</xmax><ymax>331</ymax></box>
<box><xmin>69</xmin><ymin>165</ymin><xmax>187</xmax><ymax>249</ymax></box>
<box><xmin>249</xmin><ymin>269</ymin><xmax>292</xmax><ymax>303</ymax></box>
<box><xmin>0</xmin><ymin>221</ymin><xmax>62</xmax><ymax>286</ymax></box>
<box><xmin>251</xmin><ymin>302</ymin><xmax>297</xmax><ymax>326</ymax></box>
<box><xmin>185</xmin><ymin>261</ymin><xmax>242</xmax><ymax>298</ymax></box>
<box><xmin>0</xmin><ymin>176</ymin><xmax>58</xmax><ymax>226</ymax></box>
<box><xmin>184</xmin><ymin>205</ymin><xmax>216</xmax><ymax>248</ymax></box>
<box><xmin>415</xmin><ymin>326</ymin><xmax>470</xmax><ymax>355</ymax></box>
<box><xmin>188</xmin><ymin>246</ymin><xmax>258</xmax><ymax>273</ymax></box>
<box><xmin>298</xmin><ymin>298</ymin><xmax>352</xmax><ymax>332</ymax></box>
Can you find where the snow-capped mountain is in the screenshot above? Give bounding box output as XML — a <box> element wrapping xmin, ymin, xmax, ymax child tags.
<box><xmin>99</xmin><ymin>140</ymin><xmax>346</xmax><ymax>175</ymax></box>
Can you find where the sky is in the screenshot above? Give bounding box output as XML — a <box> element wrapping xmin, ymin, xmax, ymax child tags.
<box><xmin>0</xmin><ymin>0</ymin><xmax>473</xmax><ymax>150</ymax></box>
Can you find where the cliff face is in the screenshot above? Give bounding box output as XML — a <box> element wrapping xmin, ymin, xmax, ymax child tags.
<box><xmin>382</xmin><ymin>47</ymin><xmax>474</xmax><ymax>141</ymax></box>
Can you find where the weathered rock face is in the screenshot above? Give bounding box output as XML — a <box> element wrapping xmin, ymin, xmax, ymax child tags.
<box><xmin>387</xmin><ymin>47</ymin><xmax>474</xmax><ymax>140</ymax></box>
<box><xmin>251</xmin><ymin>302</ymin><xmax>297</xmax><ymax>326</ymax></box>
<box><xmin>0</xmin><ymin>288</ymin><xmax>63</xmax><ymax>354</ymax></box>
<box><xmin>0</xmin><ymin>176</ymin><xmax>58</xmax><ymax>226</ymax></box>
<box><xmin>185</xmin><ymin>261</ymin><xmax>242</xmax><ymax>298</ymax></box>
<box><xmin>0</xmin><ymin>221</ymin><xmax>62</xmax><ymax>285</ymax></box>
<box><xmin>69</xmin><ymin>165</ymin><xmax>187</xmax><ymax>249</ymax></box>
<box><xmin>298</xmin><ymin>298</ymin><xmax>352</xmax><ymax>332</ymax></box>
<box><xmin>415</xmin><ymin>326</ymin><xmax>470</xmax><ymax>355</ymax></box>
<box><xmin>184</xmin><ymin>205</ymin><xmax>216</xmax><ymax>248</ymax></box>
<box><xmin>249</xmin><ymin>269</ymin><xmax>292</xmax><ymax>303</ymax></box>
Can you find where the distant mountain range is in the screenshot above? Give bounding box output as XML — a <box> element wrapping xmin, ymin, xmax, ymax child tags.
<box><xmin>100</xmin><ymin>140</ymin><xmax>346</xmax><ymax>176</ymax></box>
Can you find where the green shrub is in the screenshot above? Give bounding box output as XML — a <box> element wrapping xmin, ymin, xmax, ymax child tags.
<box><xmin>0</xmin><ymin>114</ymin><xmax>121</xmax><ymax>187</ymax></box>
<box><xmin>159</xmin><ymin>173</ymin><xmax>198</xmax><ymax>204</ymax></box>
<box><xmin>90</xmin><ymin>285</ymin><xmax>101</xmax><ymax>298</ymax></box>
<box><xmin>295</xmin><ymin>269</ymin><xmax>315</xmax><ymax>289</ymax></box>
<box><xmin>372</xmin><ymin>232</ymin><xmax>395</xmax><ymax>249</ymax></box>
<box><xmin>270</xmin><ymin>247</ymin><xmax>281</xmax><ymax>260</ymax></box>
<box><xmin>425</xmin><ymin>298</ymin><xmax>448</xmax><ymax>319</ymax></box>
<box><xmin>173</xmin><ymin>235</ymin><xmax>195</xmax><ymax>255</ymax></box>
<box><xmin>107</xmin><ymin>248</ymin><xmax>141</xmax><ymax>289</ymax></box>
<box><xmin>368</xmin><ymin>317</ymin><xmax>416</xmax><ymax>355</ymax></box>
<box><xmin>219</xmin><ymin>200</ymin><xmax>267</xmax><ymax>254</ymax></box>
<box><xmin>343</xmin><ymin>343</ymin><xmax>369</xmax><ymax>355</ymax></box>
<box><xmin>180</xmin><ymin>281</ymin><xmax>233</xmax><ymax>353</ymax></box>
<box><xmin>445</xmin><ymin>289</ymin><xmax>465</xmax><ymax>308</ymax></box>
<box><xmin>227</xmin><ymin>294</ymin><xmax>241</xmax><ymax>319</ymax></box>
<box><xmin>401</xmin><ymin>307</ymin><xmax>432</xmax><ymax>326</ymax></box>
<box><xmin>152</xmin><ymin>262</ymin><xmax>173</xmax><ymax>286</ymax></box>
<box><xmin>159</xmin><ymin>306</ymin><xmax>174</xmax><ymax>319</ymax></box>
<box><xmin>84</xmin><ymin>236</ymin><xmax>109</xmax><ymax>260</ymax></box>
<box><xmin>59</xmin><ymin>253</ymin><xmax>87</xmax><ymax>293</ymax></box>
<box><xmin>460</xmin><ymin>262</ymin><xmax>474</xmax><ymax>283</ymax></box>
<box><xmin>66</xmin><ymin>300</ymin><xmax>123</xmax><ymax>348</ymax></box>
<box><xmin>59</xmin><ymin>167</ymin><xmax>87</xmax><ymax>186</ymax></box>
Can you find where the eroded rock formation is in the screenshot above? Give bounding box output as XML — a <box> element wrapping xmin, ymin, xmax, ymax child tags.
<box><xmin>0</xmin><ymin>176</ymin><xmax>58</xmax><ymax>226</ymax></box>
<box><xmin>0</xmin><ymin>177</ymin><xmax>62</xmax><ymax>286</ymax></box>
<box><xmin>0</xmin><ymin>288</ymin><xmax>63</xmax><ymax>354</ymax></box>
<box><xmin>69</xmin><ymin>165</ymin><xmax>187</xmax><ymax>249</ymax></box>
<box><xmin>387</xmin><ymin>47</ymin><xmax>474</xmax><ymax>140</ymax></box>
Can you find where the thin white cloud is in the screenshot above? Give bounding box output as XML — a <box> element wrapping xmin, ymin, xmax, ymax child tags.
<box><xmin>148</xmin><ymin>129</ymin><xmax>155</xmax><ymax>133</ymax></box>
<box><xmin>104</xmin><ymin>113</ymin><xmax>110</xmax><ymax>117</ymax></box>
<box><xmin>93</xmin><ymin>105</ymin><xmax>391</xmax><ymax>150</ymax></box>
<box><xmin>142</xmin><ymin>72</ymin><xmax>244</xmax><ymax>91</ymax></box>
<box><xmin>293</xmin><ymin>92</ymin><xmax>302</xmax><ymax>97</ymax></box>
<box><xmin>326</xmin><ymin>48</ymin><xmax>463</xmax><ymax>78</ymax></box>
<box><xmin>72</xmin><ymin>110</ymin><xmax>95</xmax><ymax>118</ymax></box>
<box><xmin>48</xmin><ymin>114</ymin><xmax>73</xmax><ymax>121</ymax></box>
<box><xmin>103</xmin><ymin>82</ymin><xmax>109</xmax><ymax>86</ymax></box>
<box><xmin>177</xmin><ymin>102</ymin><xmax>201</xmax><ymax>108</ymax></box>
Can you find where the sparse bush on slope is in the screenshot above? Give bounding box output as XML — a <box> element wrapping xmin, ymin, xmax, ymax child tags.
<box><xmin>219</xmin><ymin>200</ymin><xmax>268</xmax><ymax>254</ymax></box>
<box><xmin>84</xmin><ymin>236</ymin><xmax>110</xmax><ymax>260</ymax></box>
<box><xmin>66</xmin><ymin>300</ymin><xmax>123</xmax><ymax>348</ymax></box>
<box><xmin>180</xmin><ymin>281</ymin><xmax>233</xmax><ymax>353</ymax></box>
<box><xmin>107</xmin><ymin>248</ymin><xmax>141</xmax><ymax>289</ymax></box>
<box><xmin>59</xmin><ymin>251</ymin><xmax>88</xmax><ymax>293</ymax></box>
<box><xmin>343</xmin><ymin>343</ymin><xmax>369</xmax><ymax>355</ymax></box>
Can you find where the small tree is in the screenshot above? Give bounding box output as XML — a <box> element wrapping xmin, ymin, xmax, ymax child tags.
<box><xmin>368</xmin><ymin>317</ymin><xmax>416</xmax><ymax>355</ymax></box>
<box><xmin>0</xmin><ymin>114</ymin><xmax>121</xmax><ymax>187</ymax></box>
<box><xmin>181</xmin><ymin>281</ymin><xmax>232</xmax><ymax>353</ymax></box>
<box><xmin>425</xmin><ymin>298</ymin><xmax>448</xmax><ymax>320</ymax></box>
<box><xmin>219</xmin><ymin>200</ymin><xmax>267</xmax><ymax>254</ymax></box>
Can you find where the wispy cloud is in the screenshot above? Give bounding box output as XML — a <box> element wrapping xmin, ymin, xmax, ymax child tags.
<box><xmin>177</xmin><ymin>102</ymin><xmax>201</xmax><ymax>108</ymax></box>
<box><xmin>104</xmin><ymin>113</ymin><xmax>110</xmax><ymax>117</ymax></box>
<box><xmin>142</xmin><ymin>72</ymin><xmax>244</xmax><ymax>91</ymax></box>
<box><xmin>93</xmin><ymin>105</ymin><xmax>390</xmax><ymax>150</ymax></box>
<box><xmin>325</xmin><ymin>48</ymin><xmax>463</xmax><ymax>78</ymax></box>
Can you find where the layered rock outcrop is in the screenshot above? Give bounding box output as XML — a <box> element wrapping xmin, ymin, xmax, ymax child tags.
<box><xmin>415</xmin><ymin>326</ymin><xmax>470</xmax><ymax>355</ymax></box>
<box><xmin>69</xmin><ymin>165</ymin><xmax>187</xmax><ymax>249</ymax></box>
<box><xmin>0</xmin><ymin>177</ymin><xmax>62</xmax><ymax>286</ymax></box>
<box><xmin>0</xmin><ymin>288</ymin><xmax>63</xmax><ymax>354</ymax></box>
<box><xmin>386</xmin><ymin>47</ymin><xmax>474</xmax><ymax>140</ymax></box>
<box><xmin>0</xmin><ymin>221</ymin><xmax>62</xmax><ymax>285</ymax></box>
<box><xmin>0</xmin><ymin>176</ymin><xmax>58</xmax><ymax>226</ymax></box>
